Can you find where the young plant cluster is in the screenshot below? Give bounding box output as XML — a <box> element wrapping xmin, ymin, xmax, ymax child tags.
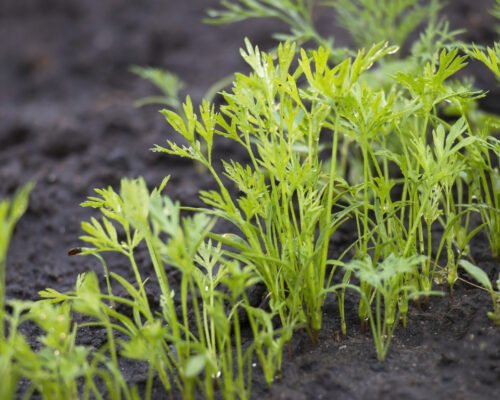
<box><xmin>1</xmin><ymin>0</ymin><xmax>499</xmax><ymax>399</ymax></box>
<box><xmin>158</xmin><ymin>37</ymin><xmax>499</xmax><ymax>354</ymax></box>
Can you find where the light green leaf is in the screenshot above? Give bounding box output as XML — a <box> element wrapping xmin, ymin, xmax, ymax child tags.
<box><xmin>184</xmin><ymin>353</ymin><xmax>207</xmax><ymax>378</ymax></box>
<box><xmin>459</xmin><ymin>260</ymin><xmax>493</xmax><ymax>292</ymax></box>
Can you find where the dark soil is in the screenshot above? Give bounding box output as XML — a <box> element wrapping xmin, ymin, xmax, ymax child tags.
<box><xmin>1</xmin><ymin>0</ymin><xmax>499</xmax><ymax>399</ymax></box>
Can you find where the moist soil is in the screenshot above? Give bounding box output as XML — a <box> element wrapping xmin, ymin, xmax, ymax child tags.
<box><xmin>1</xmin><ymin>1</ymin><xmax>499</xmax><ymax>399</ymax></box>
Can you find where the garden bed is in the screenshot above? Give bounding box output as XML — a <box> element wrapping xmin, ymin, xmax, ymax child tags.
<box><xmin>0</xmin><ymin>0</ymin><xmax>499</xmax><ymax>399</ymax></box>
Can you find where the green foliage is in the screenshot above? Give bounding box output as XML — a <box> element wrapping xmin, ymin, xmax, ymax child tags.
<box><xmin>206</xmin><ymin>0</ymin><xmax>336</xmax><ymax>51</ymax></box>
<box><xmin>0</xmin><ymin>183</ymin><xmax>33</xmax><ymax>268</ymax></box>
<box><xmin>0</xmin><ymin>183</ymin><xmax>33</xmax><ymax>341</ymax></box>
<box><xmin>494</xmin><ymin>0</ymin><xmax>500</xmax><ymax>33</ymax></box>
<box><xmin>158</xmin><ymin>39</ymin><xmax>391</xmax><ymax>337</ymax></box>
<box><xmin>70</xmin><ymin>177</ymin><xmax>259</xmax><ymax>399</ymax></box>
<box><xmin>327</xmin><ymin>254</ymin><xmax>441</xmax><ymax>361</ymax></box>
<box><xmin>1</xmin><ymin>301</ymin><xmax>90</xmax><ymax>400</ymax></box>
<box><xmin>466</xmin><ymin>43</ymin><xmax>500</xmax><ymax>81</ymax></box>
<box><xmin>7</xmin><ymin>302</ymin><xmax>106</xmax><ymax>400</ymax></box>
<box><xmin>208</xmin><ymin>0</ymin><xmax>443</xmax><ymax>54</ymax></box>
<box><xmin>158</xmin><ymin>35</ymin><xmax>498</xmax><ymax>365</ymax></box>
<box><xmin>3</xmin><ymin>1</ymin><xmax>500</xmax><ymax>398</ymax></box>
<box><xmin>0</xmin><ymin>185</ymin><xmax>133</xmax><ymax>400</ymax></box>
<box><xmin>0</xmin><ymin>184</ymin><xmax>32</xmax><ymax>398</ymax></box>
<box><xmin>459</xmin><ymin>260</ymin><xmax>500</xmax><ymax>324</ymax></box>
<box><xmin>465</xmin><ymin>134</ymin><xmax>500</xmax><ymax>258</ymax></box>
<box><xmin>325</xmin><ymin>0</ymin><xmax>441</xmax><ymax>49</ymax></box>
<box><xmin>0</xmin><ymin>190</ymin><xmax>109</xmax><ymax>400</ymax></box>
<box><xmin>131</xmin><ymin>66</ymin><xmax>185</xmax><ymax>110</ymax></box>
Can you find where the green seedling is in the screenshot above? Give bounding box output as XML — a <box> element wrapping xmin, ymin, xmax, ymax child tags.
<box><xmin>15</xmin><ymin>301</ymin><xmax>99</xmax><ymax>400</ymax></box>
<box><xmin>493</xmin><ymin>0</ymin><xmax>500</xmax><ymax>33</ymax></box>
<box><xmin>244</xmin><ymin>306</ymin><xmax>294</xmax><ymax>385</ymax></box>
<box><xmin>42</xmin><ymin>270</ymin><xmax>166</xmax><ymax>400</ymax></box>
<box><xmin>3</xmin><ymin>0</ymin><xmax>500</xmax><ymax>397</ymax></box>
<box><xmin>1</xmin><ymin>184</ymin><xmax>132</xmax><ymax>400</ymax></box>
<box><xmin>131</xmin><ymin>66</ymin><xmax>185</xmax><ymax>110</ymax></box>
<box><xmin>459</xmin><ymin>260</ymin><xmax>500</xmax><ymax>325</ymax></box>
<box><xmin>208</xmin><ymin>0</ymin><xmax>441</xmax><ymax>57</ymax></box>
<box><xmin>462</xmin><ymin>120</ymin><xmax>500</xmax><ymax>259</ymax></box>
<box><xmin>324</xmin><ymin>0</ymin><xmax>441</xmax><ymax>50</ymax></box>
<box><xmin>157</xmin><ymin>40</ymin><xmax>398</xmax><ymax>339</ymax></box>
<box><xmin>463</xmin><ymin>44</ymin><xmax>500</xmax><ymax>258</ymax></box>
<box><xmin>206</xmin><ymin>0</ymin><xmax>341</xmax><ymax>55</ymax></box>
<box><xmin>56</xmin><ymin>177</ymin><xmax>262</xmax><ymax>399</ymax></box>
<box><xmin>0</xmin><ymin>300</ymin><xmax>35</xmax><ymax>400</ymax></box>
<box><xmin>327</xmin><ymin>254</ymin><xmax>441</xmax><ymax>361</ymax></box>
<box><xmin>158</xmin><ymin>34</ymin><xmax>499</xmax><ymax>352</ymax></box>
<box><xmin>467</xmin><ymin>43</ymin><xmax>500</xmax><ymax>82</ymax></box>
<box><xmin>303</xmin><ymin>44</ymin><xmax>482</xmax><ymax>294</ymax></box>
<box><xmin>0</xmin><ymin>183</ymin><xmax>33</xmax><ymax>344</ymax></box>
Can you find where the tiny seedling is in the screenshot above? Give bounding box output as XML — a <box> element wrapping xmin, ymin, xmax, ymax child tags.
<box><xmin>459</xmin><ymin>260</ymin><xmax>500</xmax><ymax>325</ymax></box>
<box><xmin>0</xmin><ymin>183</ymin><xmax>33</xmax><ymax>340</ymax></box>
<box><xmin>51</xmin><ymin>177</ymin><xmax>264</xmax><ymax>399</ymax></box>
<box><xmin>326</xmin><ymin>254</ymin><xmax>442</xmax><ymax>361</ymax></box>
<box><xmin>206</xmin><ymin>0</ymin><xmax>341</xmax><ymax>54</ymax></box>
<box><xmin>131</xmin><ymin>66</ymin><xmax>185</xmax><ymax>110</ymax></box>
<box><xmin>324</xmin><ymin>0</ymin><xmax>442</xmax><ymax>50</ymax></box>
